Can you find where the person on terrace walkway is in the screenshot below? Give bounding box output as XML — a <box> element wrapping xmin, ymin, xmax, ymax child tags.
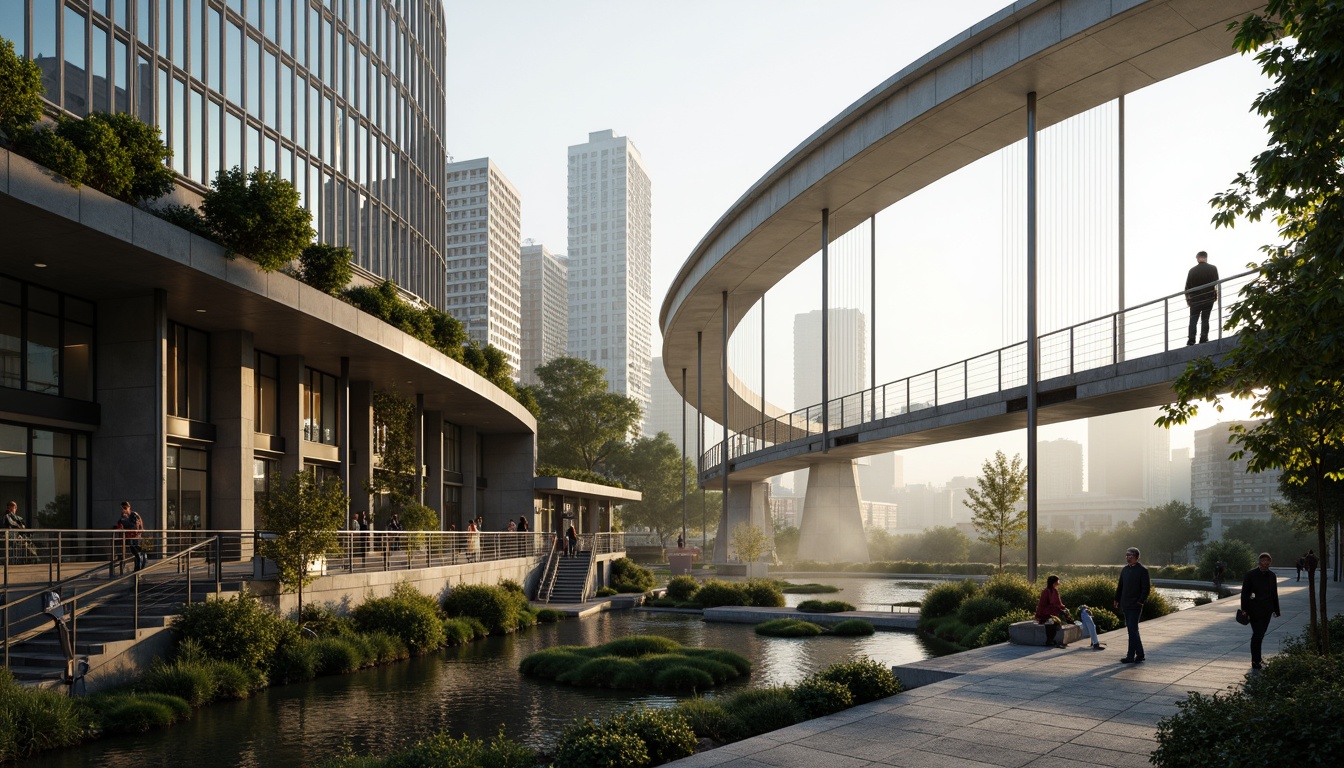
<box><xmin>1242</xmin><ymin>552</ymin><xmax>1281</xmax><ymax>670</ymax></box>
<box><xmin>1035</xmin><ymin>575</ymin><xmax>1071</xmax><ymax>648</ymax></box>
<box><xmin>1114</xmin><ymin>546</ymin><xmax>1150</xmax><ymax>664</ymax></box>
<box><xmin>1184</xmin><ymin>250</ymin><xmax>1219</xmax><ymax>345</ymax></box>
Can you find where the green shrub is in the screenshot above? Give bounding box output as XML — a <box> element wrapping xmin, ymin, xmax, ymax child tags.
<box><xmin>299</xmin><ymin>243</ymin><xmax>355</xmax><ymax>295</ymax></box>
<box><xmin>152</xmin><ymin>203</ymin><xmax>214</xmax><ymax>238</ymax></box>
<box><xmin>609</xmin><ymin>707</ymin><xmax>697</xmax><ymax>765</ymax></box>
<box><xmin>961</xmin><ymin>623</ymin><xmax>988</xmax><ymax>648</ymax></box>
<box><xmin>756</xmin><ymin>618</ymin><xmax>824</xmax><ymax>637</ymax></box>
<box><xmin>362</xmin><ymin>630</ymin><xmax>410</xmax><ymax>663</ymax></box>
<box><xmin>269</xmin><ymin>642</ymin><xmax>319</xmax><ymax>685</ymax></box>
<box><xmin>554</xmin><ymin>718</ymin><xmax>650</xmax><ymax>768</ymax></box>
<box><xmin>797</xmin><ymin>599</ymin><xmax>854</xmax><ymax>613</ymax></box>
<box><xmin>672</xmin><ymin>698</ymin><xmax>742</xmax><ymax>743</ymax></box>
<box><xmin>601</xmin><ymin>635</ymin><xmax>682</xmax><ymax>657</ymax></box>
<box><xmin>379</xmin><ymin>730</ymin><xmax>535</xmax><ymax>768</ymax></box>
<box><xmin>443</xmin><ymin>618</ymin><xmax>477</xmax><ymax>646</ymax></box>
<box><xmin>1198</xmin><ymin>539</ymin><xmax>1256</xmax><ymax>580</ymax></box>
<box><xmin>724</xmin><ymin>687</ymin><xmax>805</xmax><ymax>737</ymax></box>
<box><xmin>299</xmin><ymin>603</ymin><xmax>357</xmax><ymax>638</ymax></box>
<box><xmin>558</xmin><ymin>656</ymin><xmax>649</xmax><ymax>689</ymax></box>
<box><xmin>1192</xmin><ymin>595</ymin><xmax>1213</xmax><ymax>606</ymax></box>
<box><xmin>665</xmin><ymin>575</ymin><xmax>700</xmax><ymax>601</ymax></box>
<box><xmin>1142</xmin><ymin>589</ymin><xmax>1176</xmax><ymax>621</ymax></box>
<box><xmin>172</xmin><ymin>591</ymin><xmax>296</xmax><ymax>672</ymax></box>
<box><xmin>92</xmin><ymin>111</ymin><xmax>175</xmax><ymax>201</ymax></box>
<box><xmin>649</xmin><ymin>597</ymin><xmax>680</xmax><ymax>607</ymax></box>
<box><xmin>595</xmin><ymin>586</ymin><xmax>618</xmax><ymax>597</ymax></box>
<box><xmin>0</xmin><ymin>669</ymin><xmax>92</xmax><ymax>759</ymax></box>
<box><xmin>435</xmin><ymin>583</ymin><xmax>529</xmax><ymax>637</ymax></box>
<box><xmin>977</xmin><ymin>608</ymin><xmax>1033</xmax><ymax>647</ymax></box>
<box><xmin>920</xmin><ymin>580</ymin><xmax>978</xmax><ymax>621</ymax></box>
<box><xmin>1087</xmin><ymin>606</ymin><xmax>1120</xmax><ymax>633</ymax></box>
<box><xmin>694</xmin><ymin>579</ymin><xmax>748</xmax><ymax>608</ymax></box>
<box><xmin>779</xmin><ymin>582</ymin><xmax>840</xmax><ymax>594</ymax></box>
<box><xmin>743</xmin><ymin>578</ymin><xmax>786</xmax><ymax>607</ymax></box>
<box><xmin>979</xmin><ymin>572</ymin><xmax>1036</xmax><ymax>612</ymax></box>
<box><xmin>139</xmin><ymin>658</ymin><xmax>218</xmax><ymax>706</ymax></box>
<box><xmin>0</xmin><ymin>38</ymin><xmax>46</xmax><ymax>138</ymax></box>
<box><xmin>652</xmin><ymin>665</ymin><xmax>715</xmax><ymax>691</ymax></box>
<box><xmin>832</xmin><ymin>619</ymin><xmax>876</xmax><ymax>636</ymax></box>
<box><xmin>15</xmin><ymin>126</ymin><xmax>87</xmax><ymax>186</ymax></box>
<box><xmin>352</xmin><ymin>586</ymin><xmax>446</xmax><ymax>652</ymax></box>
<box><xmin>55</xmin><ymin>116</ymin><xmax>132</xmax><ymax>199</ymax></box>
<box><xmin>957</xmin><ymin>595</ymin><xmax>1012</xmax><ymax>626</ymax></box>
<box><xmin>95</xmin><ymin>695</ymin><xmax>182</xmax><ymax>733</ymax></box>
<box><xmin>681</xmin><ymin>648</ymin><xmax>752</xmax><ymax>676</ymax></box>
<box><xmin>518</xmin><ymin>647</ymin><xmax>590</xmax><ymax>679</ymax></box>
<box><xmin>814</xmin><ymin>657</ymin><xmax>902</xmax><ymax>704</ymax></box>
<box><xmin>201</xmin><ymin>166</ymin><xmax>314</xmax><ymax>270</ymax></box>
<box><xmin>535</xmin><ymin>607</ymin><xmax>566</xmax><ymax>623</ymax></box>
<box><xmin>610</xmin><ymin>557</ymin><xmax>656</xmax><ymax>592</ymax></box>
<box><xmin>792</xmin><ymin>677</ymin><xmax>853</xmax><ymax>718</ymax></box>
<box><xmin>311</xmin><ymin>637</ymin><xmax>364</xmax><ymax>675</ymax></box>
<box><xmin>1057</xmin><ymin>575</ymin><xmax>1120</xmax><ymax>617</ymax></box>
<box><xmin>931</xmin><ymin>617</ymin><xmax>972</xmax><ymax>644</ymax></box>
<box><xmin>210</xmin><ymin>660</ymin><xmax>265</xmax><ymax>700</ymax></box>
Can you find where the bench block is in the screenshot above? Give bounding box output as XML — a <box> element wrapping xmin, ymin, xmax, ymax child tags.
<box><xmin>1008</xmin><ymin>620</ymin><xmax>1084</xmax><ymax>646</ymax></box>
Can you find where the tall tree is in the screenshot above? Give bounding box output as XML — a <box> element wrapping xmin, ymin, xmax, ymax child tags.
<box><xmin>963</xmin><ymin>451</ymin><xmax>1027</xmax><ymax>571</ymax></box>
<box><xmin>1157</xmin><ymin>0</ymin><xmax>1344</xmax><ymax>653</ymax></box>
<box><xmin>608</xmin><ymin>432</ymin><xmax>697</xmax><ymax>545</ymax></box>
<box><xmin>526</xmin><ymin>357</ymin><xmax>642</xmax><ymax>473</ymax></box>
<box><xmin>1130</xmin><ymin>501</ymin><xmax>1210</xmax><ymax>566</ymax></box>
<box><xmin>257</xmin><ymin>470</ymin><xmax>347</xmax><ymax>622</ymax></box>
<box><xmin>367</xmin><ymin>390</ymin><xmax>419</xmax><ymax>520</ymax></box>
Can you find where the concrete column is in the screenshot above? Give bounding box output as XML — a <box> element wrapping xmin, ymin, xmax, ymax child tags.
<box><xmin>712</xmin><ymin>480</ymin><xmax>774</xmax><ymax>565</ymax></box>
<box><xmin>423</xmin><ymin>410</ymin><xmax>444</xmax><ymax>527</ymax></box>
<box><xmin>92</xmin><ymin>291</ymin><xmax>164</xmax><ymax>528</ymax></box>
<box><xmin>461</xmin><ymin>426</ymin><xmax>480</xmax><ymax>525</ymax></box>
<box><xmin>797</xmin><ymin>459</ymin><xmax>870</xmax><ymax>563</ymax></box>
<box><xmin>276</xmin><ymin>355</ymin><xmax>305</xmax><ymax>480</ymax></box>
<box><xmin>208</xmin><ymin>330</ymin><xmax>255</xmax><ymax>531</ymax></box>
<box><xmin>482</xmin><ymin>431</ymin><xmax>534</xmax><ymax>532</ymax></box>
<box><xmin>347</xmin><ymin>380</ymin><xmax>374</xmax><ymax>522</ymax></box>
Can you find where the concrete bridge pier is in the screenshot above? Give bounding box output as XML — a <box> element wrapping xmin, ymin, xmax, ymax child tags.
<box><xmin>712</xmin><ymin>480</ymin><xmax>775</xmax><ymax>565</ymax></box>
<box><xmin>797</xmin><ymin>459</ymin><xmax>870</xmax><ymax>563</ymax></box>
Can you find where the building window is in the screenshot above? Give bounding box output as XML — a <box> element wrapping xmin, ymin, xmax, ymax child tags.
<box><xmin>0</xmin><ymin>274</ymin><xmax>96</xmax><ymax>401</ymax></box>
<box><xmin>166</xmin><ymin>444</ymin><xmax>208</xmax><ymax>530</ymax></box>
<box><xmin>303</xmin><ymin>367</ymin><xmax>338</xmax><ymax>445</ymax></box>
<box><xmin>254</xmin><ymin>350</ymin><xmax>279</xmax><ymax>434</ymax></box>
<box><xmin>253</xmin><ymin>456</ymin><xmax>277</xmax><ymax>510</ymax></box>
<box><xmin>168</xmin><ymin>322</ymin><xmax>209</xmax><ymax>421</ymax></box>
<box><xmin>0</xmin><ymin>422</ymin><xmax>89</xmax><ymax>529</ymax></box>
<box><xmin>443</xmin><ymin>421</ymin><xmax>460</xmax><ymax>474</ymax></box>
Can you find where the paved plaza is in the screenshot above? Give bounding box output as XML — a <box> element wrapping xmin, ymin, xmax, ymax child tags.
<box><xmin>668</xmin><ymin>572</ymin><xmax>1338</xmax><ymax>767</ymax></box>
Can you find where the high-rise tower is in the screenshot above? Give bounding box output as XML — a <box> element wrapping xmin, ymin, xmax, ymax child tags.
<box><xmin>519</xmin><ymin>243</ymin><xmax>568</xmax><ymax>387</ymax></box>
<box><xmin>446</xmin><ymin>158</ymin><xmax>522</xmax><ymax>375</ymax></box>
<box><xmin>566</xmin><ymin>130</ymin><xmax>653</xmax><ymax>417</ymax></box>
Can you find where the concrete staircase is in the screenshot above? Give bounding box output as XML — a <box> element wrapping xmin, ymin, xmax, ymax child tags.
<box><xmin>6</xmin><ymin>579</ymin><xmax>240</xmax><ymax>685</ymax></box>
<box><xmin>547</xmin><ymin>551</ymin><xmax>594</xmax><ymax>604</ymax></box>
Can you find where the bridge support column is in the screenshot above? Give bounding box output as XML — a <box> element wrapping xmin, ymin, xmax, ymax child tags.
<box><xmin>712</xmin><ymin>481</ymin><xmax>774</xmax><ymax>566</ymax></box>
<box><xmin>797</xmin><ymin>459</ymin><xmax>869</xmax><ymax>564</ymax></box>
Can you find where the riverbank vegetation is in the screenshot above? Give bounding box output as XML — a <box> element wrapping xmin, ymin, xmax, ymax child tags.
<box><xmin>754</xmin><ymin>618</ymin><xmax>875</xmax><ymax>637</ymax></box>
<box><xmin>519</xmin><ymin>635</ymin><xmax>750</xmax><ymax>692</ymax></box>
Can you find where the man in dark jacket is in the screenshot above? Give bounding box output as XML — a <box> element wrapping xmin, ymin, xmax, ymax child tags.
<box><xmin>1185</xmin><ymin>251</ymin><xmax>1220</xmax><ymax>345</ymax></box>
<box><xmin>1242</xmin><ymin>552</ymin><xmax>1281</xmax><ymax>670</ymax></box>
<box><xmin>1114</xmin><ymin>546</ymin><xmax>1150</xmax><ymax>663</ymax></box>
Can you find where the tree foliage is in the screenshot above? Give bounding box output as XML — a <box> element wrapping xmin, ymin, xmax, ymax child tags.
<box><xmin>1157</xmin><ymin>0</ymin><xmax>1344</xmax><ymax>653</ymax></box>
<box><xmin>256</xmin><ymin>470</ymin><xmax>347</xmax><ymax>620</ymax></box>
<box><xmin>964</xmin><ymin>451</ymin><xmax>1027</xmax><ymax>571</ymax></box>
<box><xmin>1224</xmin><ymin>516</ymin><xmax>1315</xmax><ymax>563</ymax></box>
<box><xmin>201</xmin><ymin>166</ymin><xmax>314</xmax><ymax>270</ymax></box>
<box><xmin>730</xmin><ymin>523</ymin><xmax>769</xmax><ymax>564</ymax></box>
<box><xmin>527</xmin><ymin>357</ymin><xmax>642</xmax><ymax>473</ymax></box>
<box><xmin>85</xmin><ymin>111</ymin><xmax>174</xmax><ymax>201</ymax></box>
<box><xmin>608</xmin><ymin>432</ymin><xmax>696</xmax><ymax>544</ymax></box>
<box><xmin>0</xmin><ymin>37</ymin><xmax>44</xmax><ymax>139</ymax></box>
<box><xmin>1130</xmin><ymin>501</ymin><xmax>1209</xmax><ymax>566</ymax></box>
<box><xmin>367</xmin><ymin>390</ymin><xmax>420</xmax><ymax>513</ymax></box>
<box><xmin>298</xmin><ymin>242</ymin><xmax>354</xmax><ymax>296</ymax></box>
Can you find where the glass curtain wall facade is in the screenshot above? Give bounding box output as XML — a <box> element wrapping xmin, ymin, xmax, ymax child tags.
<box><xmin>0</xmin><ymin>0</ymin><xmax>448</xmax><ymax>308</ymax></box>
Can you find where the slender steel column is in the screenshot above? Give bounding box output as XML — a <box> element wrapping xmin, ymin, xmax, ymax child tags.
<box><xmin>339</xmin><ymin>356</ymin><xmax>351</xmax><ymax>501</ymax></box>
<box><xmin>870</xmin><ymin>215</ymin><xmax>877</xmax><ymax>421</ymax></box>
<box><xmin>821</xmin><ymin>208</ymin><xmax>830</xmax><ymax>453</ymax></box>
<box><xmin>1117</xmin><ymin>95</ymin><xmax>1126</xmax><ymax>362</ymax></box>
<box><xmin>722</xmin><ymin>291</ymin><xmax>730</xmax><ymax>506</ymax></box>
<box><xmin>415</xmin><ymin>393</ymin><xmax>425</xmax><ymax>505</ymax></box>
<box><xmin>760</xmin><ymin>295</ymin><xmax>766</xmax><ymax>427</ymax></box>
<box><xmin>1026</xmin><ymin>92</ymin><xmax>1040</xmax><ymax>584</ymax></box>
<box><xmin>681</xmin><ymin>367</ymin><xmax>688</xmax><ymax>546</ymax></box>
<box><xmin>697</xmin><ymin>331</ymin><xmax>705</xmax><ymax>549</ymax></box>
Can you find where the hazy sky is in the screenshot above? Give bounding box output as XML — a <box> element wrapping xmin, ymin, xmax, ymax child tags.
<box><xmin>445</xmin><ymin>1</ymin><xmax>1273</xmax><ymax>486</ymax></box>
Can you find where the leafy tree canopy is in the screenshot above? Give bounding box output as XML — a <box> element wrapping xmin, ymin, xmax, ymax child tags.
<box><xmin>1130</xmin><ymin>501</ymin><xmax>1209</xmax><ymax>566</ymax></box>
<box><xmin>527</xmin><ymin>356</ymin><xmax>642</xmax><ymax>473</ymax></box>
<box><xmin>0</xmin><ymin>37</ymin><xmax>43</xmax><ymax>138</ymax></box>
<box><xmin>963</xmin><ymin>451</ymin><xmax>1027</xmax><ymax>571</ymax></box>
<box><xmin>298</xmin><ymin>242</ymin><xmax>354</xmax><ymax>296</ymax></box>
<box><xmin>201</xmin><ymin>166</ymin><xmax>313</xmax><ymax>271</ymax></box>
<box><xmin>257</xmin><ymin>469</ymin><xmax>347</xmax><ymax>619</ymax></box>
<box><xmin>608</xmin><ymin>431</ymin><xmax>696</xmax><ymax>544</ymax></box>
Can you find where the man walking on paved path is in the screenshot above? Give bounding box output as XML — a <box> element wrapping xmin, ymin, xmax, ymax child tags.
<box><xmin>1115</xmin><ymin>546</ymin><xmax>1150</xmax><ymax>663</ymax></box>
<box><xmin>1184</xmin><ymin>250</ymin><xmax>1219</xmax><ymax>345</ymax></box>
<box><xmin>1242</xmin><ymin>552</ymin><xmax>1281</xmax><ymax>670</ymax></box>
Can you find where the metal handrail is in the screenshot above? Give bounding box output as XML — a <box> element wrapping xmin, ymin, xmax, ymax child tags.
<box><xmin>702</xmin><ymin>269</ymin><xmax>1259</xmax><ymax>474</ymax></box>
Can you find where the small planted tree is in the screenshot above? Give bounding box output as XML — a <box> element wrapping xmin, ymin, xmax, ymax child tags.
<box><xmin>730</xmin><ymin>523</ymin><xmax>769</xmax><ymax>564</ymax></box>
<box><xmin>201</xmin><ymin>166</ymin><xmax>313</xmax><ymax>270</ymax></box>
<box><xmin>298</xmin><ymin>242</ymin><xmax>354</xmax><ymax>295</ymax></box>
<box><xmin>0</xmin><ymin>37</ymin><xmax>44</xmax><ymax>142</ymax></box>
<box><xmin>964</xmin><ymin>451</ymin><xmax>1028</xmax><ymax>571</ymax></box>
<box><xmin>256</xmin><ymin>469</ymin><xmax>347</xmax><ymax>622</ymax></box>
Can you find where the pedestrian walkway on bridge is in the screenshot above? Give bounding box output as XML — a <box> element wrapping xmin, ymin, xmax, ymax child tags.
<box><xmin>667</xmin><ymin>572</ymin><xmax>1337</xmax><ymax>767</ymax></box>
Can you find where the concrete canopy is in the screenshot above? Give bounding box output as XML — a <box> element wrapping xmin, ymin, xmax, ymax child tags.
<box><xmin>659</xmin><ymin>0</ymin><xmax>1265</xmax><ymax>440</ymax></box>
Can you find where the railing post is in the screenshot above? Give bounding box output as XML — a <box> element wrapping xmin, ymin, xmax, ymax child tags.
<box><xmin>187</xmin><ymin>550</ymin><xmax>193</xmax><ymax>606</ymax></box>
<box><xmin>1164</xmin><ymin>299</ymin><xmax>1170</xmax><ymax>352</ymax></box>
<box><xmin>1069</xmin><ymin>327</ymin><xmax>1075</xmax><ymax>374</ymax></box>
<box><xmin>56</xmin><ymin>532</ymin><xmax>62</xmax><ymax>582</ymax></box>
<box><xmin>133</xmin><ymin>575</ymin><xmax>139</xmax><ymax>637</ymax></box>
<box><xmin>906</xmin><ymin>378</ymin><xmax>911</xmax><ymax>414</ymax></box>
<box><xmin>1217</xmin><ymin>288</ymin><xmax>1224</xmax><ymax>339</ymax></box>
<box><xmin>964</xmin><ymin>360</ymin><xmax>969</xmax><ymax>400</ymax></box>
<box><xmin>934</xmin><ymin>371</ymin><xmax>939</xmax><ymax>406</ymax></box>
<box><xmin>215</xmin><ymin>537</ymin><xmax>221</xmax><ymax>596</ymax></box>
<box><xmin>997</xmin><ymin>348</ymin><xmax>1002</xmax><ymax>392</ymax></box>
<box><xmin>1112</xmin><ymin>314</ymin><xmax>1119</xmax><ymax>364</ymax></box>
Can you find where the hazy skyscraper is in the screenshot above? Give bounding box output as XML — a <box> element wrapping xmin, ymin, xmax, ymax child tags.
<box><xmin>1039</xmin><ymin>438</ymin><xmax>1084</xmax><ymax>499</ymax></box>
<box><xmin>793</xmin><ymin>308</ymin><xmax>868</xmax><ymax>408</ymax></box>
<box><xmin>446</xmin><ymin>158</ymin><xmax>522</xmax><ymax>374</ymax></box>
<box><xmin>1193</xmin><ymin>421</ymin><xmax>1282</xmax><ymax>540</ymax></box>
<box><xmin>567</xmin><ymin>130</ymin><xmax>653</xmax><ymax>416</ymax></box>
<box><xmin>519</xmin><ymin>244</ymin><xmax>568</xmax><ymax>387</ymax></box>
<box><xmin>1088</xmin><ymin>407</ymin><xmax>1171</xmax><ymax>507</ymax></box>
<box><xmin>645</xmin><ymin>357</ymin><xmax>702</xmax><ymax>449</ymax></box>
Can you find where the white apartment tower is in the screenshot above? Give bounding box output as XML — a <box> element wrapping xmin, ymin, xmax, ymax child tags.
<box><xmin>519</xmin><ymin>244</ymin><xmax>569</xmax><ymax>387</ymax></box>
<box><xmin>567</xmin><ymin>130</ymin><xmax>653</xmax><ymax>416</ymax></box>
<box><xmin>446</xmin><ymin>158</ymin><xmax>522</xmax><ymax>375</ymax></box>
<box><xmin>793</xmin><ymin>308</ymin><xmax>868</xmax><ymax>408</ymax></box>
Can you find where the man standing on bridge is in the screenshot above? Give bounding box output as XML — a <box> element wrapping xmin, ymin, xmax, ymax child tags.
<box><xmin>1185</xmin><ymin>250</ymin><xmax>1220</xmax><ymax>345</ymax></box>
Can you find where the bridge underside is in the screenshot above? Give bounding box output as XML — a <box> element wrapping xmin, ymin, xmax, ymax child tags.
<box><xmin>703</xmin><ymin>341</ymin><xmax>1233</xmax><ymax>484</ymax></box>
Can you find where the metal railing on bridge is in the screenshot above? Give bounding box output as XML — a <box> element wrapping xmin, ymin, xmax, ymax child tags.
<box><xmin>702</xmin><ymin>269</ymin><xmax>1257</xmax><ymax>474</ymax></box>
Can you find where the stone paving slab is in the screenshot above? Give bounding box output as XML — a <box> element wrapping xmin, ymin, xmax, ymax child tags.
<box><xmin>666</xmin><ymin>575</ymin><xmax>1339</xmax><ymax>767</ymax></box>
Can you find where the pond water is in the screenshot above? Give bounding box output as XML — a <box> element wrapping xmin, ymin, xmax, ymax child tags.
<box><xmin>23</xmin><ymin>608</ymin><xmax>937</xmax><ymax>767</ymax></box>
